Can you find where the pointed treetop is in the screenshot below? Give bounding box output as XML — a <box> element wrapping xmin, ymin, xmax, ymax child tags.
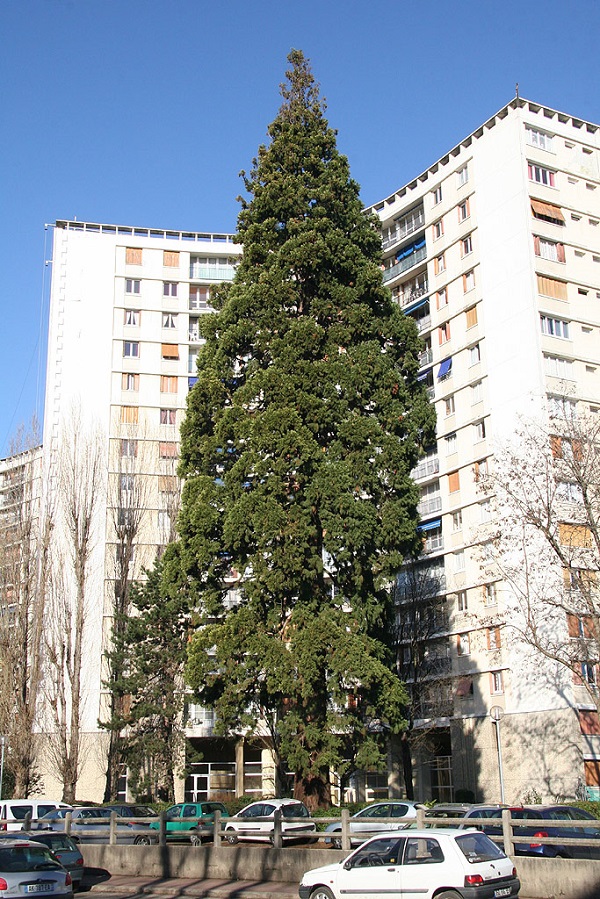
<box><xmin>278</xmin><ymin>49</ymin><xmax>326</xmax><ymax>123</ymax></box>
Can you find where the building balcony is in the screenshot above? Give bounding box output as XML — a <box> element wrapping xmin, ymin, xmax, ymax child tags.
<box><xmin>419</xmin><ymin>348</ymin><xmax>433</xmax><ymax>368</ymax></box>
<box><xmin>188</xmin><ymin>330</ymin><xmax>202</xmax><ymax>343</ymax></box>
<box><xmin>381</xmin><ymin>209</ymin><xmax>425</xmax><ymax>251</ymax></box>
<box><xmin>423</xmin><ymin>533</ymin><xmax>444</xmax><ymax>554</ymax></box>
<box><xmin>416</xmin><ymin>314</ymin><xmax>431</xmax><ymax>333</ymax></box>
<box><xmin>412</xmin><ymin>456</ymin><xmax>440</xmax><ymax>480</ymax></box>
<box><xmin>189</xmin><ymin>264</ymin><xmax>236</xmax><ymax>281</ymax></box>
<box><xmin>383</xmin><ymin>246</ymin><xmax>427</xmax><ymax>283</ymax></box>
<box><xmin>398</xmin><ymin>280</ymin><xmax>429</xmax><ymax>308</ymax></box>
<box><xmin>418</xmin><ymin>495</ymin><xmax>442</xmax><ymax>516</ymax></box>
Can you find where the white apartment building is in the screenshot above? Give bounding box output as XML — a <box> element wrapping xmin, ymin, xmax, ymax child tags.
<box><xmin>30</xmin><ymin>96</ymin><xmax>600</xmax><ymax>805</ymax></box>
<box><xmin>369</xmin><ymin>97</ymin><xmax>600</xmax><ymax>803</ymax></box>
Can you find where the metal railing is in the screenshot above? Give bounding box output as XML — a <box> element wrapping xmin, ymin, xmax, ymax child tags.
<box><xmin>383</xmin><ymin>246</ymin><xmax>427</xmax><ymax>283</ymax></box>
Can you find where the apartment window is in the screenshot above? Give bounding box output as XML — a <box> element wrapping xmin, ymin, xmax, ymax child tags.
<box><xmin>457</xmin><ymin>165</ymin><xmax>469</xmax><ymax>186</ymax></box>
<box><xmin>526</xmin><ymin>126</ymin><xmax>554</xmax><ymax>152</ymax></box>
<box><xmin>190</xmin><ymin>285</ymin><xmax>210</xmax><ymax>309</ymax></box>
<box><xmin>436</xmin><ymin>288</ymin><xmax>448</xmax><ymax>309</ymax></box>
<box><xmin>160</xmin><ymin>375</ymin><xmax>178</xmax><ymax>394</ymax></box>
<box><xmin>158</xmin><ymin>509</ymin><xmax>170</xmax><ymax>533</ymax></box>
<box><xmin>487</xmin><ymin>627</ymin><xmax>501</xmax><ymax>650</ymax></box>
<box><xmin>445</xmin><ymin>395</ymin><xmax>456</xmax><ymax>416</ymax></box>
<box><xmin>121</xmin><ymin>373</ymin><xmax>139</xmax><ymax>391</ymax></box>
<box><xmin>120</xmin><ymin>406</ymin><xmax>139</xmax><ymax>425</ymax></box>
<box><xmin>541</xmin><ymin>315</ymin><xmax>570</xmax><ymax>339</ymax></box>
<box><xmin>159</xmin><ymin>441</ymin><xmax>177</xmax><ymax>459</ymax></box>
<box><xmin>162</xmin><ymin>343</ymin><xmax>179</xmax><ymax>360</ymax></box>
<box><xmin>544</xmin><ymin>355</ymin><xmax>573</xmax><ymax>378</ymax></box>
<box><xmin>163</xmin><ymin>282</ymin><xmax>178</xmax><ymax>297</ymax></box>
<box><xmin>491</xmin><ymin>671</ymin><xmax>504</xmax><ymax>694</ymax></box>
<box><xmin>452</xmin><ymin>510</ymin><xmax>463</xmax><ymax>531</ymax></box>
<box><xmin>446</xmin><ymin>432</ymin><xmax>457</xmax><ymax>454</ymax></box>
<box><xmin>121</xmin><ymin>438</ymin><xmax>138</xmax><ymax>458</ymax></box>
<box><xmin>457</xmin><ymin>591</ymin><xmax>468</xmax><ymax>612</ymax></box>
<box><xmin>160</xmin><ymin>408</ymin><xmax>176</xmax><ymax>426</ymax></box>
<box><xmin>162</xmin><ymin>313</ymin><xmax>177</xmax><ymax>329</ymax></box>
<box><xmin>123</xmin><ymin>341</ymin><xmax>139</xmax><ymax>358</ymax></box>
<box><xmin>461</xmin><ymin>234</ymin><xmax>473</xmax><ymax>256</ymax></box>
<box><xmin>473</xmin><ymin>458</ymin><xmax>488</xmax><ymax>481</ymax></box>
<box><xmin>474</xmin><ymin>420</ymin><xmax>486</xmax><ymax>442</ymax></box>
<box><xmin>580</xmin><ymin>663</ymin><xmax>598</xmax><ymax>686</ymax></box>
<box><xmin>465</xmin><ymin>306</ymin><xmax>478</xmax><ymax>328</ymax></box>
<box><xmin>534</xmin><ymin>236</ymin><xmax>566</xmax><ymax>263</ymax></box>
<box><xmin>434</xmin><ymin>254</ymin><xmax>446</xmax><ymax>275</ymax></box>
<box><xmin>463</xmin><ymin>270</ymin><xmax>475</xmax><ymax>292</ymax></box>
<box><xmin>557</xmin><ymin>481</ymin><xmax>584</xmax><ymax>503</ymax></box>
<box><xmin>457</xmin><ymin>632</ymin><xmax>470</xmax><ymax>656</ymax></box>
<box><xmin>458</xmin><ymin>199</ymin><xmax>470</xmax><ymax>222</ymax></box>
<box><xmin>438</xmin><ymin>322</ymin><xmax>451</xmax><ymax>344</ymax></box>
<box><xmin>484</xmin><ymin>583</ymin><xmax>498</xmax><ymax>605</ymax></box>
<box><xmin>448</xmin><ymin>470</ymin><xmax>460</xmax><ymax>493</ymax></box>
<box><xmin>124</xmin><ymin>309</ymin><xmax>140</xmax><ymax>327</ymax></box>
<box><xmin>479</xmin><ymin>501</ymin><xmax>492</xmax><ymax>524</ymax></box>
<box><xmin>548</xmin><ymin>394</ymin><xmax>577</xmax><ymax>418</ymax></box>
<box><xmin>471</xmin><ymin>381</ymin><xmax>483</xmax><ymax>403</ymax></box>
<box><xmin>531</xmin><ymin>199</ymin><xmax>565</xmax><ymax>226</ymax></box>
<box><xmin>528</xmin><ymin>163</ymin><xmax>556</xmax><ymax>187</ymax></box>
<box><xmin>469</xmin><ymin>344</ymin><xmax>481</xmax><ymax>366</ymax></box>
<box><xmin>433</xmin><ymin>185</ymin><xmax>442</xmax><ymax>205</ymax></box>
<box><xmin>537</xmin><ymin>274</ymin><xmax>567</xmax><ymax>300</ymax></box>
<box><xmin>126</xmin><ymin>247</ymin><xmax>142</xmax><ymax>265</ymax></box>
<box><xmin>125</xmin><ymin>279</ymin><xmax>140</xmax><ymax>295</ymax></box>
<box><xmin>454</xmin><ymin>550</ymin><xmax>465</xmax><ymax>572</ymax></box>
<box><xmin>433</xmin><ymin>220</ymin><xmax>444</xmax><ymax>240</ymax></box>
<box><xmin>163</xmin><ymin>250</ymin><xmax>180</xmax><ymax>267</ymax></box>
<box><xmin>188</xmin><ymin>348</ymin><xmax>198</xmax><ymax>374</ymax></box>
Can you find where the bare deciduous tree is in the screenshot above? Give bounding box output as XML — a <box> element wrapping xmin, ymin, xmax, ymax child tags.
<box><xmin>44</xmin><ymin>416</ymin><xmax>104</xmax><ymax>803</ymax></box>
<box><xmin>0</xmin><ymin>420</ymin><xmax>51</xmax><ymax>796</ymax></box>
<box><xmin>481</xmin><ymin>407</ymin><xmax>600</xmax><ymax>714</ymax></box>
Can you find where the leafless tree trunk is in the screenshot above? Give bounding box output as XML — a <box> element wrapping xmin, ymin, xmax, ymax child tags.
<box><xmin>0</xmin><ymin>420</ymin><xmax>52</xmax><ymax>796</ymax></box>
<box><xmin>44</xmin><ymin>416</ymin><xmax>104</xmax><ymax>804</ymax></box>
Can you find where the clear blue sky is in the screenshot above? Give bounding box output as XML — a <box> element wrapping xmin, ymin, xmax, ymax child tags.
<box><xmin>1</xmin><ymin>0</ymin><xmax>599</xmax><ymax>456</ymax></box>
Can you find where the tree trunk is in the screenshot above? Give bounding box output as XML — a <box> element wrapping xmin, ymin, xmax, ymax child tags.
<box><xmin>293</xmin><ymin>771</ymin><xmax>331</xmax><ymax>810</ymax></box>
<box><xmin>400</xmin><ymin>732</ymin><xmax>414</xmax><ymax>800</ymax></box>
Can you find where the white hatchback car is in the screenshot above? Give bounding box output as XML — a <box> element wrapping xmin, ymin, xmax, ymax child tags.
<box><xmin>299</xmin><ymin>828</ymin><xmax>520</xmax><ymax>899</ymax></box>
<box><xmin>224</xmin><ymin>798</ymin><xmax>316</xmax><ymax>844</ymax></box>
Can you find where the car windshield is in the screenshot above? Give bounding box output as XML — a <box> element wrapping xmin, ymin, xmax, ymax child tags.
<box><xmin>0</xmin><ymin>846</ymin><xmax>62</xmax><ymax>872</ymax></box>
<box><xmin>456</xmin><ymin>832</ymin><xmax>506</xmax><ymax>863</ymax></box>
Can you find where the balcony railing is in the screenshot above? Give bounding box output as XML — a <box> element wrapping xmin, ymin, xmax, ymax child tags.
<box><xmin>419</xmin><ymin>348</ymin><xmax>433</xmax><ymax>367</ymax></box>
<box><xmin>189</xmin><ymin>264</ymin><xmax>236</xmax><ymax>280</ymax></box>
<box><xmin>383</xmin><ymin>246</ymin><xmax>427</xmax><ymax>283</ymax></box>
<box><xmin>398</xmin><ymin>280</ymin><xmax>429</xmax><ymax>308</ymax></box>
<box><xmin>416</xmin><ymin>315</ymin><xmax>431</xmax><ymax>333</ymax></box>
<box><xmin>423</xmin><ymin>533</ymin><xmax>444</xmax><ymax>554</ymax></box>
<box><xmin>381</xmin><ymin>209</ymin><xmax>425</xmax><ymax>250</ymax></box>
<box><xmin>412</xmin><ymin>456</ymin><xmax>440</xmax><ymax>480</ymax></box>
<box><xmin>188</xmin><ymin>330</ymin><xmax>201</xmax><ymax>342</ymax></box>
<box><xmin>418</xmin><ymin>495</ymin><xmax>442</xmax><ymax>516</ymax></box>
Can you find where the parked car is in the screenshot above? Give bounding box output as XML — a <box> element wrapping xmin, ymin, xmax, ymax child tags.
<box><xmin>0</xmin><ymin>800</ymin><xmax>71</xmax><ymax>832</ymax></box>
<box><xmin>223</xmin><ymin>798</ymin><xmax>315</xmax><ymax>844</ymax></box>
<box><xmin>102</xmin><ymin>804</ymin><xmax>158</xmax><ymax>825</ymax></box>
<box><xmin>35</xmin><ymin>806</ymin><xmax>157</xmax><ymax>845</ymax></box>
<box><xmin>324</xmin><ymin>801</ymin><xmax>420</xmax><ymax>848</ymax></box>
<box><xmin>1</xmin><ymin>832</ymin><xmax>84</xmax><ymax>888</ymax></box>
<box><xmin>299</xmin><ymin>828</ymin><xmax>520</xmax><ymax>899</ymax></box>
<box><xmin>506</xmin><ymin>805</ymin><xmax>600</xmax><ymax>860</ymax></box>
<box><xmin>148</xmin><ymin>802</ymin><xmax>228</xmax><ymax>844</ymax></box>
<box><xmin>0</xmin><ymin>838</ymin><xmax>73</xmax><ymax>898</ymax></box>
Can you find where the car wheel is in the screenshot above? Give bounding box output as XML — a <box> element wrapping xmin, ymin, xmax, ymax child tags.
<box><xmin>134</xmin><ymin>835</ymin><xmax>153</xmax><ymax>845</ymax></box>
<box><xmin>330</xmin><ymin>833</ymin><xmax>342</xmax><ymax>850</ymax></box>
<box><xmin>190</xmin><ymin>832</ymin><xmax>203</xmax><ymax>847</ymax></box>
<box><xmin>310</xmin><ymin>888</ymin><xmax>335</xmax><ymax>899</ymax></box>
<box><xmin>225</xmin><ymin>830</ymin><xmax>238</xmax><ymax>844</ymax></box>
<box><xmin>436</xmin><ymin>892</ymin><xmax>462</xmax><ymax>899</ymax></box>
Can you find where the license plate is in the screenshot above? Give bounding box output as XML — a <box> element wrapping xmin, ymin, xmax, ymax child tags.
<box><xmin>494</xmin><ymin>889</ymin><xmax>511</xmax><ymax>898</ymax></box>
<box><xmin>25</xmin><ymin>884</ymin><xmax>55</xmax><ymax>893</ymax></box>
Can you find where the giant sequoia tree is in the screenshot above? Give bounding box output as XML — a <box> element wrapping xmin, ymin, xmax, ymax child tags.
<box><xmin>173</xmin><ymin>51</ymin><xmax>434</xmax><ymax>807</ymax></box>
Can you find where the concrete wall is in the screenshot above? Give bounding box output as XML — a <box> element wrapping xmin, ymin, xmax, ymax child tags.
<box><xmin>80</xmin><ymin>844</ymin><xmax>600</xmax><ymax>899</ymax></box>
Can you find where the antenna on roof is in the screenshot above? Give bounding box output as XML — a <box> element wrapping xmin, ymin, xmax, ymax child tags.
<box><xmin>515</xmin><ymin>82</ymin><xmax>520</xmax><ymax>101</ymax></box>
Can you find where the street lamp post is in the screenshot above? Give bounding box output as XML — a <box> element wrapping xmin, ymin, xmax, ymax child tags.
<box><xmin>489</xmin><ymin>706</ymin><xmax>505</xmax><ymax>804</ymax></box>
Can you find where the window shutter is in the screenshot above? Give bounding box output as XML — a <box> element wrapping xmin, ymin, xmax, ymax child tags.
<box><xmin>161</xmin><ymin>344</ymin><xmax>179</xmax><ymax>359</ymax></box>
<box><xmin>550</xmin><ymin>436</ymin><xmax>562</xmax><ymax>458</ymax></box>
<box><xmin>448</xmin><ymin>471</ymin><xmax>460</xmax><ymax>492</ymax></box>
<box><xmin>557</xmin><ymin>243</ymin><xmax>566</xmax><ymax>263</ymax></box>
<box><xmin>126</xmin><ymin>247</ymin><xmax>142</xmax><ymax>265</ymax></box>
<box><xmin>120</xmin><ymin>406</ymin><xmax>139</xmax><ymax>424</ymax></box>
<box><xmin>159</xmin><ymin>442</ymin><xmax>177</xmax><ymax>459</ymax></box>
<box><xmin>465</xmin><ymin>306</ymin><xmax>478</xmax><ymax>328</ymax></box>
<box><xmin>533</xmin><ymin>236</ymin><xmax>541</xmax><ymax>256</ymax></box>
<box><xmin>163</xmin><ymin>250</ymin><xmax>180</xmax><ymax>267</ymax></box>
<box><xmin>537</xmin><ymin>275</ymin><xmax>567</xmax><ymax>300</ymax></box>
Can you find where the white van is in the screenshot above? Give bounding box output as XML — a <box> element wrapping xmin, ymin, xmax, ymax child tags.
<box><xmin>0</xmin><ymin>799</ymin><xmax>71</xmax><ymax>831</ymax></box>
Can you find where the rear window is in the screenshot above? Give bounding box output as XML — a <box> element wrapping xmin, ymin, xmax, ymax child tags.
<box><xmin>0</xmin><ymin>846</ymin><xmax>62</xmax><ymax>872</ymax></box>
<box><xmin>34</xmin><ymin>835</ymin><xmax>78</xmax><ymax>852</ymax></box>
<box><xmin>456</xmin><ymin>832</ymin><xmax>506</xmax><ymax>863</ymax></box>
<box><xmin>282</xmin><ymin>804</ymin><xmax>308</xmax><ymax>818</ymax></box>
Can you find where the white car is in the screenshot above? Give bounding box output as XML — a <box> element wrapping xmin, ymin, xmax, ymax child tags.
<box><xmin>299</xmin><ymin>828</ymin><xmax>520</xmax><ymax>899</ymax></box>
<box><xmin>224</xmin><ymin>798</ymin><xmax>316</xmax><ymax>844</ymax></box>
<box><xmin>324</xmin><ymin>801</ymin><xmax>420</xmax><ymax>847</ymax></box>
<box><xmin>0</xmin><ymin>838</ymin><xmax>73</xmax><ymax>898</ymax></box>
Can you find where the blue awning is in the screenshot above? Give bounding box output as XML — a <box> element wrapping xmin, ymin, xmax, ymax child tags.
<box><xmin>437</xmin><ymin>358</ymin><xmax>452</xmax><ymax>379</ymax></box>
<box><xmin>405</xmin><ymin>298</ymin><xmax>428</xmax><ymax>314</ymax></box>
<box><xmin>417</xmin><ymin>518</ymin><xmax>442</xmax><ymax>532</ymax></box>
<box><xmin>188</xmin><ymin>377</ymin><xmax>198</xmax><ymax>389</ymax></box>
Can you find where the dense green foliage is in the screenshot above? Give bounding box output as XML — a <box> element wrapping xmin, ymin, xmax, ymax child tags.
<box><xmin>102</xmin><ymin>556</ymin><xmax>190</xmax><ymax>802</ymax></box>
<box><xmin>173</xmin><ymin>50</ymin><xmax>435</xmax><ymax>807</ymax></box>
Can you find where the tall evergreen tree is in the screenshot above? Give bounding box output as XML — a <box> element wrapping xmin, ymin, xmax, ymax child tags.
<box><xmin>174</xmin><ymin>50</ymin><xmax>435</xmax><ymax>808</ymax></box>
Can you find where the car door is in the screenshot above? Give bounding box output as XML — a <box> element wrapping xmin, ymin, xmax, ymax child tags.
<box><xmin>164</xmin><ymin>805</ymin><xmax>183</xmax><ymax>838</ymax></box>
<box><xmin>398</xmin><ymin>836</ymin><xmax>448</xmax><ymax>899</ymax></box>
<box><xmin>237</xmin><ymin>803</ymin><xmax>265</xmax><ymax>836</ymax></box>
<box><xmin>334</xmin><ymin>836</ymin><xmax>405</xmax><ymax>899</ymax></box>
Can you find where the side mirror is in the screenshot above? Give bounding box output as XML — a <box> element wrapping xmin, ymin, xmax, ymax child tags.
<box><xmin>343</xmin><ymin>860</ymin><xmax>353</xmax><ymax>870</ymax></box>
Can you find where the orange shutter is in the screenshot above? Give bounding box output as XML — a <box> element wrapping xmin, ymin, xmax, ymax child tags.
<box><xmin>550</xmin><ymin>436</ymin><xmax>563</xmax><ymax>458</ymax></box>
<box><xmin>585</xmin><ymin>759</ymin><xmax>600</xmax><ymax>787</ymax></box>
<box><xmin>559</xmin><ymin>523</ymin><xmax>591</xmax><ymax>548</ymax></box>
<box><xmin>161</xmin><ymin>344</ymin><xmax>179</xmax><ymax>359</ymax></box>
<box><xmin>164</xmin><ymin>250</ymin><xmax>180</xmax><ymax>267</ymax></box>
<box><xmin>448</xmin><ymin>471</ymin><xmax>460</xmax><ymax>493</ymax></box>
<box><xmin>159</xmin><ymin>442</ymin><xmax>177</xmax><ymax>459</ymax></box>
<box><xmin>120</xmin><ymin>406</ymin><xmax>139</xmax><ymax>424</ymax></box>
<box><xmin>578</xmin><ymin>710</ymin><xmax>600</xmax><ymax>735</ymax></box>
<box><xmin>537</xmin><ymin>274</ymin><xmax>567</xmax><ymax>300</ymax></box>
<box><xmin>465</xmin><ymin>306</ymin><xmax>478</xmax><ymax>328</ymax></box>
<box><xmin>126</xmin><ymin>247</ymin><xmax>142</xmax><ymax>265</ymax></box>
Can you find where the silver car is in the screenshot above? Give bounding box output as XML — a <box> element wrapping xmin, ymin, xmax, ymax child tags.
<box><xmin>36</xmin><ymin>807</ymin><xmax>156</xmax><ymax>845</ymax></box>
<box><xmin>0</xmin><ymin>838</ymin><xmax>73</xmax><ymax>898</ymax></box>
<box><xmin>324</xmin><ymin>801</ymin><xmax>420</xmax><ymax>848</ymax></box>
